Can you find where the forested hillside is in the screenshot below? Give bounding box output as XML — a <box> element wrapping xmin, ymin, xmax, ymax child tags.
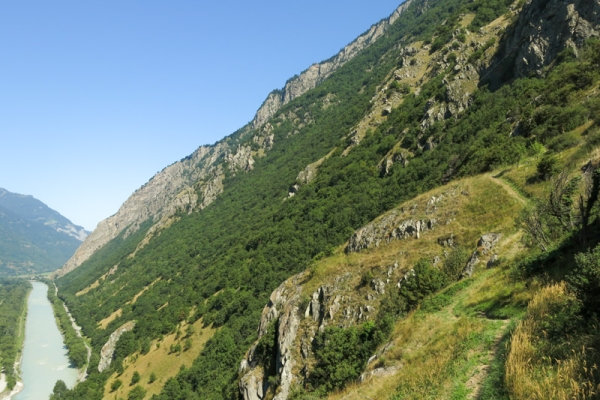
<box><xmin>0</xmin><ymin>188</ymin><xmax>87</xmax><ymax>276</ymax></box>
<box><xmin>52</xmin><ymin>0</ymin><xmax>600</xmax><ymax>398</ymax></box>
<box><xmin>0</xmin><ymin>279</ymin><xmax>30</xmax><ymax>392</ymax></box>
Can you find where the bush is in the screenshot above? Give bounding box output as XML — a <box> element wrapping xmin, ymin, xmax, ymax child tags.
<box><xmin>567</xmin><ymin>244</ymin><xmax>600</xmax><ymax>312</ymax></box>
<box><xmin>399</xmin><ymin>258</ymin><xmax>448</xmax><ymax>309</ymax></box>
<box><xmin>442</xmin><ymin>246</ymin><xmax>471</xmax><ymax>281</ymax></box>
<box><xmin>130</xmin><ymin>371</ymin><xmax>140</xmax><ymax>386</ymax></box>
<box><xmin>110</xmin><ymin>379</ymin><xmax>122</xmax><ymax>392</ymax></box>
<box><xmin>536</xmin><ymin>153</ymin><xmax>561</xmax><ymax>180</ymax></box>
<box><xmin>547</xmin><ymin>132</ymin><xmax>579</xmax><ymax>152</ymax></box>
<box><xmin>128</xmin><ymin>385</ymin><xmax>147</xmax><ymax>400</ymax></box>
<box><xmin>311</xmin><ymin>322</ymin><xmax>377</xmax><ymax>393</ymax></box>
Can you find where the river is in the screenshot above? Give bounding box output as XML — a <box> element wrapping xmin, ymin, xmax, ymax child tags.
<box><xmin>13</xmin><ymin>281</ymin><xmax>78</xmax><ymax>400</ymax></box>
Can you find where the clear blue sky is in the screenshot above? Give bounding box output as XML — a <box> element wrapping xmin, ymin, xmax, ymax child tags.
<box><xmin>0</xmin><ymin>1</ymin><xmax>402</xmax><ymax>231</ymax></box>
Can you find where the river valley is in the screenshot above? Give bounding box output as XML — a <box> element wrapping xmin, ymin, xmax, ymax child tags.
<box><xmin>12</xmin><ymin>282</ymin><xmax>78</xmax><ymax>400</ymax></box>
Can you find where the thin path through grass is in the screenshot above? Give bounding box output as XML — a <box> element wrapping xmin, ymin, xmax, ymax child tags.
<box><xmin>488</xmin><ymin>173</ymin><xmax>529</xmax><ymax>206</ymax></box>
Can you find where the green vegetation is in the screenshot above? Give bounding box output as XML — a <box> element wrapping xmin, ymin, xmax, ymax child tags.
<box><xmin>46</xmin><ymin>283</ymin><xmax>88</xmax><ymax>369</ymax></box>
<box><xmin>0</xmin><ymin>189</ymin><xmax>83</xmax><ymax>276</ymax></box>
<box><xmin>0</xmin><ymin>278</ymin><xmax>30</xmax><ymax>390</ymax></box>
<box><xmin>50</xmin><ymin>380</ymin><xmax>69</xmax><ymax>399</ymax></box>
<box><xmin>51</xmin><ymin>1</ymin><xmax>600</xmax><ymax>399</ymax></box>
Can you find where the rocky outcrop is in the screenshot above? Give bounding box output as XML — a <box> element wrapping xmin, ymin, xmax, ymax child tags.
<box><xmin>359</xmin><ymin>365</ymin><xmax>401</xmax><ymax>383</ymax></box>
<box><xmin>291</xmin><ymin>149</ymin><xmax>337</xmax><ymax>195</ymax></box>
<box><xmin>251</xmin><ymin>0</ymin><xmax>415</xmax><ymax>129</ymax></box>
<box><xmin>347</xmin><ymin>189</ymin><xmax>462</xmax><ymax>252</ymax></box>
<box><xmin>486</xmin><ymin>0</ymin><xmax>600</xmax><ymax>88</ymax></box>
<box><xmin>240</xmin><ymin>273</ymin><xmax>306</xmax><ymax>400</ymax></box>
<box><xmin>461</xmin><ymin>233</ymin><xmax>502</xmax><ymax>278</ymax></box>
<box><xmin>347</xmin><ymin>214</ymin><xmax>436</xmax><ymax>252</ymax></box>
<box><xmin>56</xmin><ymin>137</ymin><xmax>261</xmax><ymax>277</ymax></box>
<box><xmin>98</xmin><ymin>321</ymin><xmax>135</xmax><ymax>372</ymax></box>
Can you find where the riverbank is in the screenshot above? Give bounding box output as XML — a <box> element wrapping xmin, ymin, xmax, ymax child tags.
<box><xmin>0</xmin><ymin>379</ymin><xmax>23</xmax><ymax>400</ymax></box>
<box><xmin>47</xmin><ymin>281</ymin><xmax>91</xmax><ymax>380</ymax></box>
<box><xmin>13</xmin><ymin>282</ymin><xmax>78</xmax><ymax>400</ymax></box>
<box><xmin>0</xmin><ymin>280</ymin><xmax>31</xmax><ymax>400</ymax></box>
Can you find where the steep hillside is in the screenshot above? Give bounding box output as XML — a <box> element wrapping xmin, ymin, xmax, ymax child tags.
<box><xmin>53</xmin><ymin>0</ymin><xmax>600</xmax><ymax>398</ymax></box>
<box><xmin>0</xmin><ymin>188</ymin><xmax>87</xmax><ymax>276</ymax></box>
<box><xmin>55</xmin><ymin>0</ymin><xmax>415</xmax><ymax>280</ymax></box>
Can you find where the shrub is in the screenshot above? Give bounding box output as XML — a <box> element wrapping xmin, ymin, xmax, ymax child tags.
<box><xmin>536</xmin><ymin>153</ymin><xmax>561</xmax><ymax>180</ymax></box>
<box><xmin>110</xmin><ymin>379</ymin><xmax>122</xmax><ymax>392</ymax></box>
<box><xmin>399</xmin><ymin>258</ymin><xmax>448</xmax><ymax>309</ymax></box>
<box><xmin>130</xmin><ymin>371</ymin><xmax>140</xmax><ymax>386</ymax></box>
<box><xmin>547</xmin><ymin>132</ymin><xmax>579</xmax><ymax>152</ymax></box>
<box><xmin>567</xmin><ymin>244</ymin><xmax>600</xmax><ymax>312</ymax></box>
<box><xmin>311</xmin><ymin>322</ymin><xmax>377</xmax><ymax>393</ymax></box>
<box><xmin>442</xmin><ymin>246</ymin><xmax>471</xmax><ymax>281</ymax></box>
<box><xmin>128</xmin><ymin>385</ymin><xmax>147</xmax><ymax>400</ymax></box>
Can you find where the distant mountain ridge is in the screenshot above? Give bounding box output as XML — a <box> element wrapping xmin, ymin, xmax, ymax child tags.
<box><xmin>0</xmin><ymin>188</ymin><xmax>88</xmax><ymax>275</ymax></box>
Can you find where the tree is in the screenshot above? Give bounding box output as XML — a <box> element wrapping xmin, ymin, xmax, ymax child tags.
<box><xmin>110</xmin><ymin>379</ymin><xmax>122</xmax><ymax>392</ymax></box>
<box><xmin>130</xmin><ymin>371</ymin><xmax>140</xmax><ymax>386</ymax></box>
<box><xmin>442</xmin><ymin>246</ymin><xmax>470</xmax><ymax>281</ymax></box>
<box><xmin>547</xmin><ymin>171</ymin><xmax>580</xmax><ymax>230</ymax></box>
<box><xmin>519</xmin><ymin>206</ymin><xmax>551</xmax><ymax>252</ymax></box>
<box><xmin>148</xmin><ymin>372</ymin><xmax>157</xmax><ymax>384</ymax></box>
<box><xmin>128</xmin><ymin>385</ymin><xmax>147</xmax><ymax>400</ymax></box>
<box><xmin>567</xmin><ymin>244</ymin><xmax>600</xmax><ymax>313</ymax></box>
<box><xmin>50</xmin><ymin>380</ymin><xmax>68</xmax><ymax>399</ymax></box>
<box><xmin>537</xmin><ymin>153</ymin><xmax>561</xmax><ymax>180</ymax></box>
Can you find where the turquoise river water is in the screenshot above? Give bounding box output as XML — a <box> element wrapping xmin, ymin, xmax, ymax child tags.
<box><xmin>14</xmin><ymin>281</ymin><xmax>78</xmax><ymax>400</ymax></box>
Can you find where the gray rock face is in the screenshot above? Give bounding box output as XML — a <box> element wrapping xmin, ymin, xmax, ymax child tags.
<box><xmin>461</xmin><ymin>233</ymin><xmax>502</xmax><ymax>278</ymax></box>
<box><xmin>251</xmin><ymin>0</ymin><xmax>415</xmax><ymax>129</ymax></box>
<box><xmin>486</xmin><ymin>0</ymin><xmax>600</xmax><ymax>87</ymax></box>
<box><xmin>478</xmin><ymin>233</ymin><xmax>501</xmax><ymax>255</ymax></box>
<box><xmin>98</xmin><ymin>321</ymin><xmax>135</xmax><ymax>372</ymax></box>
<box><xmin>438</xmin><ymin>233</ymin><xmax>456</xmax><ymax>248</ymax></box>
<box><xmin>57</xmin><ymin>136</ymin><xmax>262</xmax><ymax>278</ymax></box>
<box><xmin>239</xmin><ymin>374</ymin><xmax>266</xmax><ymax>400</ymax></box>
<box><xmin>240</xmin><ymin>273</ymin><xmax>306</xmax><ymax>400</ymax></box>
<box><xmin>346</xmin><ymin>212</ymin><xmax>436</xmax><ymax>253</ymax></box>
<box><xmin>359</xmin><ymin>365</ymin><xmax>401</xmax><ymax>383</ymax></box>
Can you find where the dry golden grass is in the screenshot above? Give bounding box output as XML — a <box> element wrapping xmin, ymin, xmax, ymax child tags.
<box><xmin>506</xmin><ymin>283</ymin><xmax>599</xmax><ymax>399</ymax></box>
<box><xmin>329</xmin><ymin>268</ymin><xmax>518</xmax><ymax>400</ymax></box>
<box><xmin>98</xmin><ymin>308</ymin><xmax>123</xmax><ymax>330</ymax></box>
<box><xmin>98</xmin><ymin>279</ymin><xmax>161</xmax><ymax>330</ymax></box>
<box><xmin>76</xmin><ymin>279</ymin><xmax>101</xmax><ymax>296</ymax></box>
<box><xmin>104</xmin><ymin>319</ymin><xmax>216</xmax><ymax>399</ymax></box>
<box><xmin>325</xmin><ymin>193</ymin><xmax>537</xmax><ymax>400</ymax></box>
<box><xmin>76</xmin><ymin>265</ymin><xmax>121</xmax><ymax>296</ymax></box>
<box><xmin>306</xmin><ymin>174</ymin><xmax>526</xmax><ymax>299</ymax></box>
<box><xmin>459</xmin><ymin>13</ymin><xmax>476</xmax><ymax>27</ymax></box>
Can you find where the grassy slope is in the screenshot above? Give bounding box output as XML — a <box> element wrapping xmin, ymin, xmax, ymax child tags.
<box><xmin>286</xmin><ymin>169</ymin><xmax>532</xmax><ymax>399</ymax></box>
<box><xmin>324</xmin><ymin>131</ymin><xmax>600</xmax><ymax>399</ymax></box>
<box><xmin>104</xmin><ymin>319</ymin><xmax>216</xmax><ymax>399</ymax></box>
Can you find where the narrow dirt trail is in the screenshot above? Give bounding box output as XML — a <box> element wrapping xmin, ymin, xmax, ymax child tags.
<box><xmin>466</xmin><ymin>319</ymin><xmax>510</xmax><ymax>399</ymax></box>
<box><xmin>488</xmin><ymin>173</ymin><xmax>528</xmax><ymax>206</ymax></box>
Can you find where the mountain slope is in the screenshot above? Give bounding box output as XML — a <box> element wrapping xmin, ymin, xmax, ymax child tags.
<box><xmin>55</xmin><ymin>0</ymin><xmax>416</xmax><ymax>280</ymax></box>
<box><xmin>53</xmin><ymin>0</ymin><xmax>600</xmax><ymax>398</ymax></box>
<box><xmin>0</xmin><ymin>188</ymin><xmax>87</xmax><ymax>275</ymax></box>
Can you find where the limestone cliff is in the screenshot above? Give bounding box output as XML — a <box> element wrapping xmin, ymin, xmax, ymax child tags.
<box><xmin>56</xmin><ymin>138</ymin><xmax>259</xmax><ymax>277</ymax></box>
<box><xmin>485</xmin><ymin>0</ymin><xmax>600</xmax><ymax>87</ymax></box>
<box><xmin>251</xmin><ymin>0</ymin><xmax>415</xmax><ymax>129</ymax></box>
